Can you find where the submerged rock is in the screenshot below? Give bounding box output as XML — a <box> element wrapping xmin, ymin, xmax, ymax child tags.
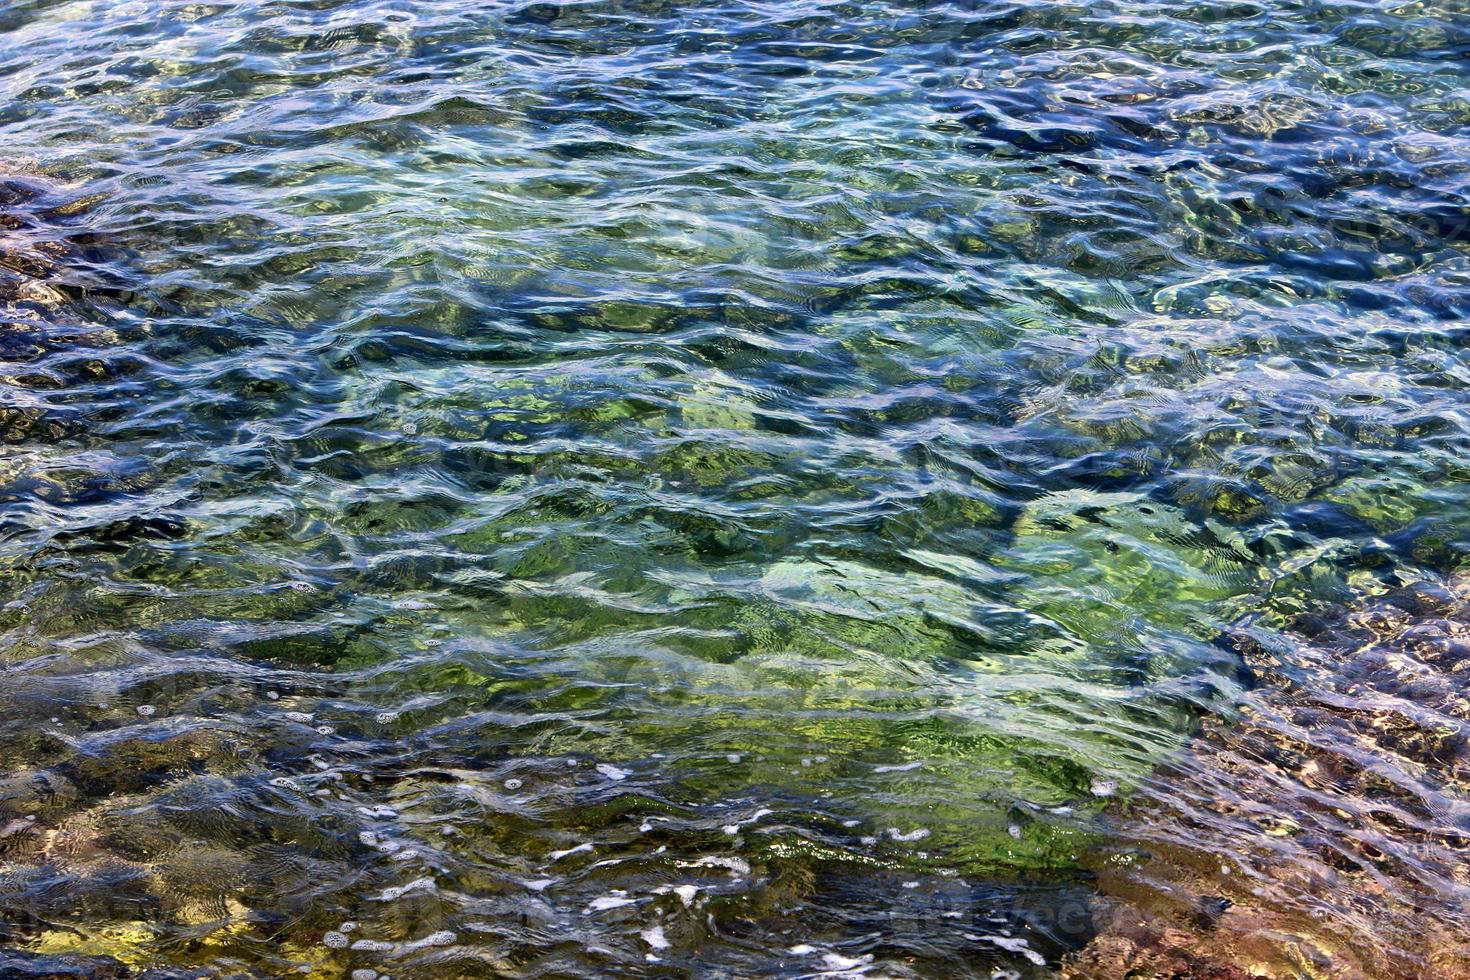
<box><xmin>1064</xmin><ymin>576</ymin><xmax>1470</xmax><ymax>979</ymax></box>
<box><xmin>0</xmin><ymin>949</ymin><xmax>128</xmax><ymax>979</ymax></box>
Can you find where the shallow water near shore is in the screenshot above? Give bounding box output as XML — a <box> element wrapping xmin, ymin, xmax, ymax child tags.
<box><xmin>0</xmin><ymin>0</ymin><xmax>1468</xmax><ymax>975</ymax></box>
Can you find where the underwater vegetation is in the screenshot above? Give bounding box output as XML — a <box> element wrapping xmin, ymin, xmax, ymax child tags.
<box><xmin>0</xmin><ymin>0</ymin><xmax>1466</xmax><ymax>975</ymax></box>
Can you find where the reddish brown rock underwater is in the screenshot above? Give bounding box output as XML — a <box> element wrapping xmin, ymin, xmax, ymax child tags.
<box><xmin>1065</xmin><ymin>577</ymin><xmax>1470</xmax><ymax>979</ymax></box>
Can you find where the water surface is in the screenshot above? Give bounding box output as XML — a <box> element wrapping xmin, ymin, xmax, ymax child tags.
<box><xmin>0</xmin><ymin>0</ymin><xmax>1467</xmax><ymax>975</ymax></box>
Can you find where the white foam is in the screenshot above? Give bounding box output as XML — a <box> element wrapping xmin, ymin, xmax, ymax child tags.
<box><xmin>677</xmin><ymin>855</ymin><xmax>749</xmax><ymax>875</ymax></box>
<box><xmin>886</xmin><ymin>827</ymin><xmax>930</xmax><ymax>842</ymax></box>
<box><xmin>549</xmin><ymin>842</ymin><xmax>593</xmax><ymax>861</ymax></box>
<box><xmin>821</xmin><ymin>951</ymin><xmax>874</xmax><ymax>972</ymax></box>
<box><xmin>587</xmin><ymin>894</ymin><xmax>636</xmax><ymax>912</ymax></box>
<box><xmin>596</xmin><ymin>763</ymin><xmax>631</xmax><ymax>781</ymax></box>
<box><xmin>358</xmin><ymin>805</ymin><xmax>399</xmax><ymax>819</ymax></box>
<box><xmin>641</xmin><ymin>925</ymin><xmax>670</xmax><ymax>950</ymax></box>
<box><xmin>873</xmin><ymin>761</ymin><xmax>922</xmax><ymax>773</ymax></box>
<box><xmin>977</xmin><ymin>935</ymin><xmax>1046</xmax><ymax>966</ymax></box>
<box><xmin>401</xmin><ymin>930</ymin><xmax>456</xmax><ymax>952</ymax></box>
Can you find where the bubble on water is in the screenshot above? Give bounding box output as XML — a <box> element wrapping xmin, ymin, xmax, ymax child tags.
<box><xmin>136</xmin><ymin>705</ymin><xmax>155</xmax><ymax>717</ymax></box>
<box><xmin>290</xmin><ymin>582</ymin><xmax>318</xmax><ymax>593</ymax></box>
<box><xmin>316</xmin><ymin>726</ymin><xmax>335</xmax><ymax>735</ymax></box>
<box><xmin>265</xmin><ymin>691</ymin><xmax>280</xmax><ymax>700</ymax></box>
<box><xmin>1090</xmin><ymin>778</ymin><xmax>1117</xmax><ymax>798</ymax></box>
<box><xmin>504</xmin><ymin>778</ymin><xmax>523</xmax><ymax>790</ymax></box>
<box><xmin>886</xmin><ymin>827</ymin><xmax>930</xmax><ymax>842</ymax></box>
<box><xmin>726</xmin><ymin>753</ymin><xmax>742</xmax><ymax>763</ymax></box>
<box><xmin>842</xmin><ymin>819</ymin><xmax>860</xmax><ymax>828</ymax></box>
<box><xmin>376</xmin><ymin>877</ymin><xmax>436</xmax><ymax>901</ymax></box>
<box><xmin>339</xmin><ymin>921</ymin><xmax>357</xmax><ymax>933</ymax></box>
<box><xmin>359</xmin><ymin>830</ymin><xmax>401</xmax><ymax>851</ymax></box>
<box><xmin>596</xmin><ymin>763</ymin><xmax>630</xmax><ymax>781</ymax></box>
<box><xmin>351</xmin><ymin>939</ymin><xmax>395</xmax><ymax>953</ymax></box>
<box><xmin>374</xmin><ymin>711</ymin><xmax>399</xmax><ymax>724</ymax></box>
<box><xmin>1007</xmin><ymin>824</ymin><xmax>1022</xmax><ymax>839</ymax></box>
<box><xmin>270</xmin><ymin>776</ymin><xmax>300</xmax><ymax>790</ymax></box>
<box><xmin>283</xmin><ymin>711</ymin><xmax>314</xmax><ymax>724</ymax></box>
<box><xmin>902</xmin><ymin>880</ymin><xmax>920</xmax><ymax>889</ymax></box>
<box><xmin>322</xmin><ymin>931</ymin><xmax>349</xmax><ymax>949</ymax></box>
<box><xmin>351</xmin><ymin>970</ymin><xmax>377</xmax><ymax>980</ymax></box>
<box><xmin>789</xmin><ymin>944</ymin><xmax>817</xmax><ymax>955</ymax></box>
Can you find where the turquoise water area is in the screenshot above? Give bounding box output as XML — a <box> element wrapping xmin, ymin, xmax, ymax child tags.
<box><xmin>0</xmin><ymin>0</ymin><xmax>1466</xmax><ymax>975</ymax></box>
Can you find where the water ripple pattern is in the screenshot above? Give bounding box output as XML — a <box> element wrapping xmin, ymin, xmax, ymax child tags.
<box><xmin>0</xmin><ymin>0</ymin><xmax>1466</xmax><ymax>975</ymax></box>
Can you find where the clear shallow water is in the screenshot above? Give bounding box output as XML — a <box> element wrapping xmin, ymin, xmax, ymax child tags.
<box><xmin>0</xmin><ymin>0</ymin><xmax>1467</xmax><ymax>975</ymax></box>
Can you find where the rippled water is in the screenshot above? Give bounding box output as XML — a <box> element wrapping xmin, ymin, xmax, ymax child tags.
<box><xmin>0</xmin><ymin>0</ymin><xmax>1467</xmax><ymax>975</ymax></box>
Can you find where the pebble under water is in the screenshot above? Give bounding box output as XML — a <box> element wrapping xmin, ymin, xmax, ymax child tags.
<box><xmin>0</xmin><ymin>0</ymin><xmax>1467</xmax><ymax>976</ymax></box>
